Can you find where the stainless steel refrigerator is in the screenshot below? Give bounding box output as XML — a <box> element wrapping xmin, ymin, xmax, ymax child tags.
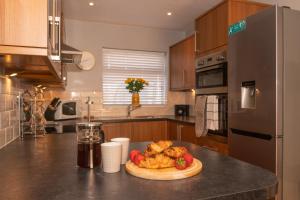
<box><xmin>228</xmin><ymin>6</ymin><xmax>300</xmax><ymax>200</ymax></box>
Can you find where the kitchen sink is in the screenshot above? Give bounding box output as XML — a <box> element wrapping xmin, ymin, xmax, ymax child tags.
<box><xmin>128</xmin><ymin>116</ymin><xmax>156</xmax><ymax>119</ymax></box>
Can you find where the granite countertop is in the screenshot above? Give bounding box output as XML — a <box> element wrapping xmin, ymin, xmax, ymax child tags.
<box><xmin>91</xmin><ymin>115</ymin><xmax>195</xmax><ymax>124</ymax></box>
<box><xmin>0</xmin><ymin>134</ymin><xmax>277</xmax><ymax>200</ymax></box>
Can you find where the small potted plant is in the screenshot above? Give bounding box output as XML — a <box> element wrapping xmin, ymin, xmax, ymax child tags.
<box><xmin>124</xmin><ymin>78</ymin><xmax>149</xmax><ymax>106</ymax></box>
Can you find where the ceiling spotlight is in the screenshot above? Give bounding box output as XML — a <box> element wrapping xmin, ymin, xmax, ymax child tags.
<box><xmin>9</xmin><ymin>73</ymin><xmax>18</xmax><ymax>77</ymax></box>
<box><xmin>167</xmin><ymin>12</ymin><xmax>172</xmax><ymax>16</ymax></box>
<box><xmin>89</xmin><ymin>2</ymin><xmax>95</xmax><ymax>6</ymax></box>
<box><xmin>63</xmin><ymin>76</ymin><xmax>67</xmax><ymax>81</ymax></box>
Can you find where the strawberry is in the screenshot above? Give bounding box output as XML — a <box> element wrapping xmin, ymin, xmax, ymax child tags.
<box><xmin>129</xmin><ymin>150</ymin><xmax>141</xmax><ymax>162</ymax></box>
<box><xmin>133</xmin><ymin>154</ymin><xmax>145</xmax><ymax>166</ymax></box>
<box><xmin>183</xmin><ymin>153</ymin><xmax>194</xmax><ymax>167</ymax></box>
<box><xmin>175</xmin><ymin>157</ymin><xmax>188</xmax><ymax>170</ymax></box>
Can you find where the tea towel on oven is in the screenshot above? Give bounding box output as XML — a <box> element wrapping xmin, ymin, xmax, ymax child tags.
<box><xmin>206</xmin><ymin>95</ymin><xmax>219</xmax><ymax>131</ymax></box>
<box><xmin>195</xmin><ymin>95</ymin><xmax>208</xmax><ymax>137</ymax></box>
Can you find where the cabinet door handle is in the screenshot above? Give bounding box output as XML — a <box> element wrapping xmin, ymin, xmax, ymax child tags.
<box><xmin>55</xmin><ymin>16</ymin><xmax>61</xmax><ymax>59</ymax></box>
<box><xmin>183</xmin><ymin>69</ymin><xmax>185</xmax><ymax>85</ymax></box>
<box><xmin>177</xmin><ymin>125</ymin><xmax>183</xmax><ymax>141</ymax></box>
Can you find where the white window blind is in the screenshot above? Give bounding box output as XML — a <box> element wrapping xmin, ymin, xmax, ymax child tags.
<box><xmin>102</xmin><ymin>48</ymin><xmax>167</xmax><ymax>105</ymax></box>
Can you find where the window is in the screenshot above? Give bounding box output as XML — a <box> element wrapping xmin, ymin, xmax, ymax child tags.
<box><xmin>102</xmin><ymin>48</ymin><xmax>167</xmax><ymax>105</ymax></box>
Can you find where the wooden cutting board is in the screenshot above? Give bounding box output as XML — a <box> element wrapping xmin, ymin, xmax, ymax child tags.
<box><xmin>125</xmin><ymin>158</ymin><xmax>203</xmax><ymax>180</ymax></box>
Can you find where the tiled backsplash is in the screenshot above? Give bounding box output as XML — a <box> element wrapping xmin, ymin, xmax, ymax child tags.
<box><xmin>45</xmin><ymin>90</ymin><xmax>192</xmax><ymax>118</ymax></box>
<box><xmin>185</xmin><ymin>90</ymin><xmax>196</xmax><ymax>116</ymax></box>
<box><xmin>0</xmin><ymin>77</ymin><xmax>21</xmax><ymax>149</ymax></box>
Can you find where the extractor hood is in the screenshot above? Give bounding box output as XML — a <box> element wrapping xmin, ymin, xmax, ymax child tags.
<box><xmin>0</xmin><ymin>42</ymin><xmax>94</xmax><ymax>88</ymax></box>
<box><xmin>0</xmin><ymin>53</ymin><xmax>65</xmax><ymax>88</ymax></box>
<box><xmin>60</xmin><ymin>44</ymin><xmax>95</xmax><ymax>71</ymax></box>
<box><xmin>61</xmin><ymin>43</ymin><xmax>82</xmax><ymax>63</ymax></box>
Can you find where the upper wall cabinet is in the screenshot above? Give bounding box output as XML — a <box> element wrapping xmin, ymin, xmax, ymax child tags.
<box><xmin>195</xmin><ymin>0</ymin><xmax>270</xmax><ymax>57</ymax></box>
<box><xmin>0</xmin><ymin>0</ymin><xmax>67</xmax><ymax>88</ymax></box>
<box><xmin>169</xmin><ymin>35</ymin><xmax>195</xmax><ymax>91</ymax></box>
<box><xmin>0</xmin><ymin>0</ymin><xmax>48</xmax><ymax>48</ymax></box>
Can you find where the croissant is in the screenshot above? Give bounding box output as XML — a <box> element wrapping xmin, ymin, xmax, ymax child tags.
<box><xmin>163</xmin><ymin>147</ymin><xmax>188</xmax><ymax>158</ymax></box>
<box><xmin>138</xmin><ymin>153</ymin><xmax>175</xmax><ymax>169</ymax></box>
<box><xmin>144</xmin><ymin>140</ymin><xmax>173</xmax><ymax>157</ymax></box>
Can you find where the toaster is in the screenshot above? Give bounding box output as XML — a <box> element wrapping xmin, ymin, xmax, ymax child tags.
<box><xmin>175</xmin><ymin>105</ymin><xmax>190</xmax><ymax>116</ymax></box>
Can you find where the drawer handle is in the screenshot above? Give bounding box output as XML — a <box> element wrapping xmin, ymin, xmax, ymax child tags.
<box><xmin>230</xmin><ymin>128</ymin><xmax>273</xmax><ymax>140</ymax></box>
<box><xmin>202</xmin><ymin>145</ymin><xmax>218</xmax><ymax>151</ymax></box>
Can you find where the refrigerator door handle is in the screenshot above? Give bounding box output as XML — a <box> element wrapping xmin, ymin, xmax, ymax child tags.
<box><xmin>231</xmin><ymin>128</ymin><xmax>273</xmax><ymax>140</ymax></box>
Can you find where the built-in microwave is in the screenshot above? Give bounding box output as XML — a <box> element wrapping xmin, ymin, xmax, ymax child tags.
<box><xmin>195</xmin><ymin>51</ymin><xmax>228</xmax><ymax>95</ymax></box>
<box><xmin>54</xmin><ymin>100</ymin><xmax>81</xmax><ymax>120</ymax></box>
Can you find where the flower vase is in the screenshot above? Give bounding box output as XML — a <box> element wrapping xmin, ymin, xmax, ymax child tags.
<box><xmin>131</xmin><ymin>93</ymin><xmax>140</xmax><ymax>106</ymax></box>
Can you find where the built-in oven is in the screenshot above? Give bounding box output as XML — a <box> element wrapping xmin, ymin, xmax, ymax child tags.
<box><xmin>195</xmin><ymin>51</ymin><xmax>227</xmax><ymax>95</ymax></box>
<box><xmin>207</xmin><ymin>94</ymin><xmax>228</xmax><ymax>137</ymax></box>
<box><xmin>195</xmin><ymin>51</ymin><xmax>228</xmax><ymax>137</ymax></box>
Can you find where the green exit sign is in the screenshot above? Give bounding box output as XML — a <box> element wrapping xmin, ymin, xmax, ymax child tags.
<box><xmin>228</xmin><ymin>20</ymin><xmax>247</xmax><ymax>36</ymax></box>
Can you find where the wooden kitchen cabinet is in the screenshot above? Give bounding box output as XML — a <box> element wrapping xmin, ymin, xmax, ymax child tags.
<box><xmin>195</xmin><ymin>0</ymin><xmax>269</xmax><ymax>56</ymax></box>
<box><xmin>229</xmin><ymin>0</ymin><xmax>270</xmax><ymax>25</ymax></box>
<box><xmin>216</xmin><ymin>2</ymin><xmax>229</xmax><ymax>49</ymax></box>
<box><xmin>183</xmin><ymin>35</ymin><xmax>196</xmax><ymax>89</ymax></box>
<box><xmin>0</xmin><ymin>0</ymin><xmax>48</xmax><ymax>48</ymax></box>
<box><xmin>169</xmin><ymin>43</ymin><xmax>183</xmax><ymax>90</ymax></box>
<box><xmin>0</xmin><ymin>0</ymin><xmax>65</xmax><ymax>87</ymax></box>
<box><xmin>196</xmin><ymin>6</ymin><xmax>218</xmax><ymax>55</ymax></box>
<box><xmin>176</xmin><ymin>122</ymin><xmax>229</xmax><ymax>155</ymax></box>
<box><xmin>102</xmin><ymin>121</ymin><xmax>167</xmax><ymax>142</ymax></box>
<box><xmin>167</xmin><ymin>121</ymin><xmax>178</xmax><ymax>140</ymax></box>
<box><xmin>151</xmin><ymin>121</ymin><xmax>168</xmax><ymax>141</ymax></box>
<box><xmin>167</xmin><ymin>121</ymin><xmax>197</xmax><ymax>144</ymax></box>
<box><xmin>131</xmin><ymin>121</ymin><xmax>167</xmax><ymax>142</ymax></box>
<box><xmin>102</xmin><ymin>122</ymin><xmax>132</xmax><ymax>141</ymax></box>
<box><xmin>102</xmin><ymin>120</ymin><xmax>228</xmax><ymax>155</ymax></box>
<box><xmin>169</xmin><ymin>35</ymin><xmax>195</xmax><ymax>91</ymax></box>
<box><xmin>196</xmin><ymin>136</ymin><xmax>229</xmax><ymax>155</ymax></box>
<box><xmin>131</xmin><ymin>121</ymin><xmax>154</xmax><ymax>142</ymax></box>
<box><xmin>179</xmin><ymin>123</ymin><xmax>197</xmax><ymax>144</ymax></box>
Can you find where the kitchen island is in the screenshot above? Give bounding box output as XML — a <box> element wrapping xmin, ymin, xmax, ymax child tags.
<box><xmin>0</xmin><ymin>134</ymin><xmax>277</xmax><ymax>200</ymax></box>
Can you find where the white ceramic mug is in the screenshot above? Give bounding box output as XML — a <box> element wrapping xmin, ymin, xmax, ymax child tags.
<box><xmin>111</xmin><ymin>138</ymin><xmax>130</xmax><ymax>164</ymax></box>
<box><xmin>101</xmin><ymin>142</ymin><xmax>122</xmax><ymax>173</ymax></box>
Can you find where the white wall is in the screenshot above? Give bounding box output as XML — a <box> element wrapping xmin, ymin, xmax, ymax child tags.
<box><xmin>264</xmin><ymin>0</ymin><xmax>300</xmax><ymax>10</ymax></box>
<box><xmin>183</xmin><ymin>22</ymin><xmax>195</xmax><ymax>37</ymax></box>
<box><xmin>64</xmin><ymin>19</ymin><xmax>185</xmax><ymax>91</ymax></box>
<box><xmin>52</xmin><ymin>19</ymin><xmax>190</xmax><ymax>117</ymax></box>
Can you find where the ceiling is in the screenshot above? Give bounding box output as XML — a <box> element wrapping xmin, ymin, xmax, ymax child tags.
<box><xmin>62</xmin><ymin>0</ymin><xmax>222</xmax><ymax>31</ymax></box>
<box><xmin>62</xmin><ymin>0</ymin><xmax>279</xmax><ymax>31</ymax></box>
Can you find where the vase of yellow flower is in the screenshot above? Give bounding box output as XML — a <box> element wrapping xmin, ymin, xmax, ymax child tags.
<box><xmin>131</xmin><ymin>93</ymin><xmax>140</xmax><ymax>106</ymax></box>
<box><xmin>124</xmin><ymin>78</ymin><xmax>149</xmax><ymax>106</ymax></box>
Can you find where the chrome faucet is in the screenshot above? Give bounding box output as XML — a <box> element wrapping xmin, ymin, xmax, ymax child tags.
<box><xmin>127</xmin><ymin>104</ymin><xmax>141</xmax><ymax>117</ymax></box>
<box><xmin>85</xmin><ymin>96</ymin><xmax>94</xmax><ymax>122</ymax></box>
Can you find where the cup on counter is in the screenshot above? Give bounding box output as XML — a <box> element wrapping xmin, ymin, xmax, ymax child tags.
<box><xmin>111</xmin><ymin>138</ymin><xmax>130</xmax><ymax>164</ymax></box>
<box><xmin>101</xmin><ymin>142</ymin><xmax>122</xmax><ymax>173</ymax></box>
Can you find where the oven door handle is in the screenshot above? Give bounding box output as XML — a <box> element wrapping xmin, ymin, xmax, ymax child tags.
<box><xmin>196</xmin><ymin>64</ymin><xmax>224</xmax><ymax>72</ymax></box>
